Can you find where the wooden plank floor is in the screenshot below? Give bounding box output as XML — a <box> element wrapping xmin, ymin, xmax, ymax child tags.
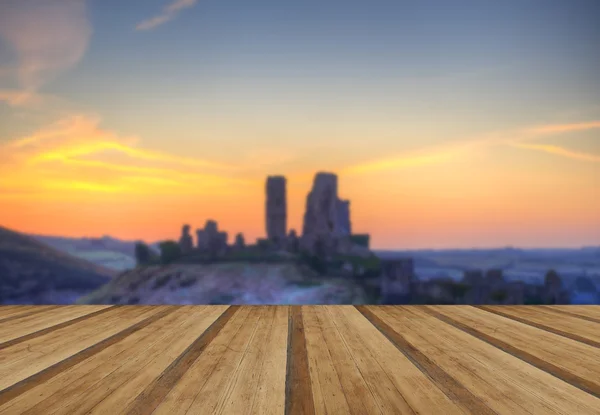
<box><xmin>0</xmin><ymin>305</ymin><xmax>599</xmax><ymax>414</ymax></box>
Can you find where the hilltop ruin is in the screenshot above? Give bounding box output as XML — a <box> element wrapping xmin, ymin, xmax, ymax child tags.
<box><xmin>177</xmin><ymin>171</ymin><xmax>371</xmax><ymax>258</ymax></box>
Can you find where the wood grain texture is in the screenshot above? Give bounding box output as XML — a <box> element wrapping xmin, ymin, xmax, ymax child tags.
<box><xmin>0</xmin><ymin>305</ymin><xmax>114</xmax><ymax>347</ymax></box>
<box><xmin>125</xmin><ymin>305</ymin><xmax>236</xmax><ymax>415</ymax></box>
<box><xmin>425</xmin><ymin>305</ymin><xmax>600</xmax><ymax>398</ymax></box>
<box><xmin>0</xmin><ymin>306</ymin><xmax>59</xmax><ymax>323</ymax></box>
<box><xmin>0</xmin><ymin>306</ymin><xmax>22</xmax><ymax>316</ymax></box>
<box><xmin>64</xmin><ymin>306</ymin><xmax>229</xmax><ymax>415</ymax></box>
<box><xmin>543</xmin><ymin>306</ymin><xmax>600</xmax><ymax>324</ymax></box>
<box><xmin>0</xmin><ymin>306</ymin><xmax>162</xmax><ymax>391</ymax></box>
<box><xmin>0</xmin><ymin>305</ymin><xmax>598</xmax><ymax>415</ymax></box>
<box><xmin>285</xmin><ymin>306</ymin><xmax>315</xmax><ymax>415</ymax></box>
<box><xmin>357</xmin><ymin>305</ymin><xmax>494</xmax><ymax>415</ymax></box>
<box><xmin>366</xmin><ymin>306</ymin><xmax>600</xmax><ymax>414</ymax></box>
<box><xmin>478</xmin><ymin>305</ymin><xmax>600</xmax><ymax>348</ymax></box>
<box><xmin>151</xmin><ymin>305</ymin><xmax>256</xmax><ymax>415</ymax></box>
<box><xmin>0</xmin><ymin>306</ymin><xmax>177</xmax><ymax>413</ymax></box>
<box><xmin>250</xmin><ymin>306</ymin><xmax>289</xmax><ymax>415</ymax></box>
<box><xmin>321</xmin><ymin>306</ymin><xmax>466</xmax><ymax>414</ymax></box>
<box><xmin>548</xmin><ymin>306</ymin><xmax>600</xmax><ymax>320</ymax></box>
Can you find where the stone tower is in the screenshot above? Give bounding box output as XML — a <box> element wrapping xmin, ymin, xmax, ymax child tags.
<box><xmin>178</xmin><ymin>224</ymin><xmax>193</xmax><ymax>253</ymax></box>
<box><xmin>265</xmin><ymin>176</ymin><xmax>287</xmax><ymax>246</ymax></box>
<box><xmin>300</xmin><ymin>172</ymin><xmax>352</xmax><ymax>253</ymax></box>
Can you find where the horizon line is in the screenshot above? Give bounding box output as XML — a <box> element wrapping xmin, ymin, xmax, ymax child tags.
<box><xmin>19</xmin><ymin>228</ymin><xmax>600</xmax><ymax>251</ymax></box>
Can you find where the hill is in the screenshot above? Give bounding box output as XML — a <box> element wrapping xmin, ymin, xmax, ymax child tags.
<box><xmin>0</xmin><ymin>226</ymin><xmax>115</xmax><ymax>304</ymax></box>
<box><xmin>31</xmin><ymin>234</ymin><xmax>141</xmax><ymax>271</ymax></box>
<box><xmin>78</xmin><ymin>262</ymin><xmax>374</xmax><ymax>305</ymax></box>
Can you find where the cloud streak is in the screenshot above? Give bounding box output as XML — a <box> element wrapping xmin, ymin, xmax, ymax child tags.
<box><xmin>343</xmin><ymin>145</ymin><xmax>467</xmax><ymax>174</ymax></box>
<box><xmin>0</xmin><ymin>89</ymin><xmax>44</xmax><ymax>107</ymax></box>
<box><xmin>344</xmin><ymin>120</ymin><xmax>600</xmax><ymax>174</ymax></box>
<box><xmin>0</xmin><ymin>114</ymin><xmax>252</xmax><ymax>197</ymax></box>
<box><xmin>524</xmin><ymin>121</ymin><xmax>600</xmax><ymax>136</ymax></box>
<box><xmin>510</xmin><ymin>143</ymin><xmax>600</xmax><ymax>163</ymax></box>
<box><xmin>0</xmin><ymin>0</ymin><xmax>91</xmax><ymax>107</ymax></box>
<box><xmin>136</xmin><ymin>0</ymin><xmax>198</xmax><ymax>31</ymax></box>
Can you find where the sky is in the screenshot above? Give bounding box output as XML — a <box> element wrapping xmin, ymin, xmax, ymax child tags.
<box><xmin>0</xmin><ymin>0</ymin><xmax>599</xmax><ymax>249</ymax></box>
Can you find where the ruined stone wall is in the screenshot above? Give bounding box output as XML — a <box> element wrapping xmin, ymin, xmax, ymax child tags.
<box><xmin>380</xmin><ymin>258</ymin><xmax>415</xmax><ymax>304</ymax></box>
<box><xmin>194</xmin><ymin>220</ymin><xmax>228</xmax><ymax>256</ymax></box>
<box><xmin>234</xmin><ymin>233</ymin><xmax>245</xmax><ymax>249</ymax></box>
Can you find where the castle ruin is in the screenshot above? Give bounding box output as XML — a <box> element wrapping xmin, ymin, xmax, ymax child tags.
<box><xmin>177</xmin><ymin>171</ymin><xmax>367</xmax><ymax>259</ymax></box>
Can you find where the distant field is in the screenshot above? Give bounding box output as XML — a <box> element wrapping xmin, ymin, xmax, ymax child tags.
<box><xmin>31</xmin><ymin>235</ymin><xmax>137</xmax><ymax>272</ymax></box>
<box><xmin>75</xmin><ymin>251</ymin><xmax>136</xmax><ymax>271</ymax></box>
<box><xmin>376</xmin><ymin>248</ymin><xmax>600</xmax><ymax>290</ymax></box>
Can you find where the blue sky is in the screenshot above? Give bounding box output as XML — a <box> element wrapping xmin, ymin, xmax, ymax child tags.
<box><xmin>42</xmin><ymin>1</ymin><xmax>600</xmax><ymax>151</ymax></box>
<box><xmin>3</xmin><ymin>0</ymin><xmax>600</xmax><ymax>147</ymax></box>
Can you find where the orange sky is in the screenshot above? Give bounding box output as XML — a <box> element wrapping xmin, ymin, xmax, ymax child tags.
<box><xmin>0</xmin><ymin>116</ymin><xmax>599</xmax><ymax>248</ymax></box>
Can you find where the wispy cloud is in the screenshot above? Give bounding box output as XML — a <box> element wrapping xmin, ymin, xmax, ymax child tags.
<box><xmin>26</xmin><ymin>139</ymin><xmax>233</xmax><ymax>170</ymax></box>
<box><xmin>524</xmin><ymin>121</ymin><xmax>600</xmax><ymax>136</ymax></box>
<box><xmin>0</xmin><ymin>114</ymin><xmax>252</xmax><ymax>197</ymax></box>
<box><xmin>0</xmin><ymin>89</ymin><xmax>44</xmax><ymax>108</ymax></box>
<box><xmin>344</xmin><ymin>120</ymin><xmax>600</xmax><ymax>174</ymax></box>
<box><xmin>343</xmin><ymin>145</ymin><xmax>468</xmax><ymax>174</ymax></box>
<box><xmin>136</xmin><ymin>0</ymin><xmax>198</xmax><ymax>31</ymax></box>
<box><xmin>510</xmin><ymin>143</ymin><xmax>600</xmax><ymax>163</ymax></box>
<box><xmin>0</xmin><ymin>0</ymin><xmax>91</xmax><ymax>107</ymax></box>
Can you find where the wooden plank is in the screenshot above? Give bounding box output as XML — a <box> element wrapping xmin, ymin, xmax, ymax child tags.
<box><xmin>0</xmin><ymin>306</ymin><xmax>89</xmax><ymax>335</ymax></box>
<box><xmin>0</xmin><ymin>307</ymin><xmax>22</xmax><ymax>316</ymax></box>
<box><xmin>302</xmin><ymin>306</ymin><xmax>353</xmax><ymax>415</ymax></box>
<box><xmin>0</xmin><ymin>306</ymin><xmax>163</xmax><ymax>391</ymax></box>
<box><xmin>152</xmin><ymin>306</ymin><xmax>261</xmax><ymax>414</ymax></box>
<box><xmin>326</xmin><ymin>306</ymin><xmax>467</xmax><ymax>414</ymax></box>
<box><xmin>164</xmin><ymin>306</ymin><xmax>265</xmax><ymax>415</ymax></box>
<box><xmin>0</xmin><ymin>306</ymin><xmax>58</xmax><ymax>323</ymax></box>
<box><xmin>425</xmin><ymin>305</ymin><xmax>600</xmax><ymax>397</ymax></box>
<box><xmin>365</xmin><ymin>306</ymin><xmax>600</xmax><ymax>414</ymax></box>
<box><xmin>0</xmin><ymin>305</ymin><xmax>113</xmax><ymax>346</ymax></box>
<box><xmin>546</xmin><ymin>306</ymin><xmax>600</xmax><ymax>323</ymax></box>
<box><xmin>479</xmin><ymin>306</ymin><xmax>600</xmax><ymax>348</ymax></box>
<box><xmin>208</xmin><ymin>306</ymin><xmax>286</xmax><ymax>415</ymax></box>
<box><xmin>0</xmin><ymin>306</ymin><xmax>178</xmax><ymax>413</ymax></box>
<box><xmin>25</xmin><ymin>305</ymin><xmax>229</xmax><ymax>415</ymax></box>
<box><xmin>248</xmin><ymin>306</ymin><xmax>288</xmax><ymax>415</ymax></box>
<box><xmin>0</xmin><ymin>306</ymin><xmax>116</xmax><ymax>351</ymax></box>
<box><xmin>286</xmin><ymin>306</ymin><xmax>315</xmax><ymax>415</ymax></box>
<box><xmin>552</xmin><ymin>306</ymin><xmax>600</xmax><ymax>319</ymax></box>
<box><xmin>0</xmin><ymin>306</ymin><xmax>35</xmax><ymax>317</ymax></box>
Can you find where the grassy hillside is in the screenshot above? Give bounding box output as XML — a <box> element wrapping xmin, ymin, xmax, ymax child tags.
<box><xmin>78</xmin><ymin>262</ymin><xmax>374</xmax><ymax>305</ymax></box>
<box><xmin>0</xmin><ymin>226</ymin><xmax>115</xmax><ymax>304</ymax></box>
